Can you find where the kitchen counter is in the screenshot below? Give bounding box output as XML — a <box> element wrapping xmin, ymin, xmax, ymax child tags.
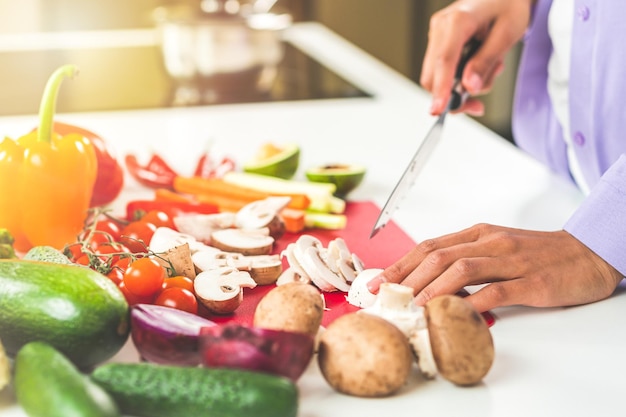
<box><xmin>1</xmin><ymin>22</ymin><xmax>624</xmax><ymax>417</ymax></box>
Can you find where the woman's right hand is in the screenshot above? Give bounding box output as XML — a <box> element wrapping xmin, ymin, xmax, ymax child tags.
<box><xmin>421</xmin><ymin>0</ymin><xmax>535</xmax><ymax>116</ymax></box>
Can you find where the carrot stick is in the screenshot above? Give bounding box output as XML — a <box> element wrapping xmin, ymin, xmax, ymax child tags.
<box><xmin>280</xmin><ymin>208</ymin><xmax>306</xmax><ymax>233</ymax></box>
<box><xmin>154</xmin><ymin>188</ymin><xmax>196</xmax><ymax>203</ymax></box>
<box><xmin>173</xmin><ymin>176</ymin><xmax>311</xmax><ymax>210</ymax></box>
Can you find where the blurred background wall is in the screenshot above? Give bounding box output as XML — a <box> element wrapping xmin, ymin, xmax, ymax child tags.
<box><xmin>0</xmin><ymin>0</ymin><xmax>520</xmax><ymax>140</ymax></box>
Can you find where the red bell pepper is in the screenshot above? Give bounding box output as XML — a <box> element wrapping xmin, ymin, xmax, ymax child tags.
<box><xmin>125</xmin><ymin>154</ymin><xmax>179</xmax><ymax>189</ymax></box>
<box><xmin>194</xmin><ymin>153</ymin><xmax>236</xmax><ymax>179</ymax></box>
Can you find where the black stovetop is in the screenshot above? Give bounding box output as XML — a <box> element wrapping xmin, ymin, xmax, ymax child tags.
<box><xmin>0</xmin><ymin>41</ymin><xmax>371</xmax><ymax>116</ymax></box>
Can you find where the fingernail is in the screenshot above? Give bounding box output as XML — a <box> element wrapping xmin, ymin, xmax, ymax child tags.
<box><xmin>429</xmin><ymin>98</ymin><xmax>445</xmax><ymax>115</ymax></box>
<box><xmin>366</xmin><ymin>276</ymin><xmax>384</xmax><ymax>294</ymax></box>
<box><xmin>414</xmin><ymin>291</ymin><xmax>428</xmax><ymax>306</ymax></box>
<box><xmin>466</xmin><ymin>72</ymin><xmax>483</xmax><ymax>94</ymax></box>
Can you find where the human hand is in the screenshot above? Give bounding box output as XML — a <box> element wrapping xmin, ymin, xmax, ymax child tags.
<box><xmin>367</xmin><ymin>224</ymin><xmax>624</xmax><ymax>313</ymax></box>
<box><xmin>421</xmin><ymin>0</ymin><xmax>534</xmax><ymax>116</ymax></box>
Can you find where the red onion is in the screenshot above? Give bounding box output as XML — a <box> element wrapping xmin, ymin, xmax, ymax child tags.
<box><xmin>131</xmin><ymin>304</ymin><xmax>216</xmax><ymax>366</ymax></box>
<box><xmin>199</xmin><ymin>323</ymin><xmax>315</xmax><ymax>381</ymax></box>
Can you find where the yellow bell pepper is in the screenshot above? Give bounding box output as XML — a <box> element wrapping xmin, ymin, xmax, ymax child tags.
<box><xmin>0</xmin><ymin>65</ymin><xmax>97</xmax><ymax>252</ymax></box>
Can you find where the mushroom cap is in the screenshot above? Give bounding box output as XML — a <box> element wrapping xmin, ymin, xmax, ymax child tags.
<box><xmin>318</xmin><ymin>312</ymin><xmax>413</xmax><ymax>397</ymax></box>
<box><xmin>425</xmin><ymin>295</ymin><xmax>494</xmax><ymax>386</ymax></box>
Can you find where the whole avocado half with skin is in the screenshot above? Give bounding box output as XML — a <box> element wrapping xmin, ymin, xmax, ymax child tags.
<box><xmin>305</xmin><ymin>164</ymin><xmax>366</xmax><ymax>197</ymax></box>
<box><xmin>243</xmin><ymin>143</ymin><xmax>300</xmax><ymax>180</ymax></box>
<box><xmin>0</xmin><ymin>260</ymin><xmax>130</xmax><ymax>370</ymax></box>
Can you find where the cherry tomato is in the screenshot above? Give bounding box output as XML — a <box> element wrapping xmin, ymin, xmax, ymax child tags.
<box><xmin>154</xmin><ymin>287</ymin><xmax>198</xmax><ymax>314</ymax></box>
<box><xmin>122</xmin><ymin>257</ymin><xmax>166</xmax><ymax>297</ymax></box>
<box><xmin>112</xmin><ymin>256</ymin><xmax>132</xmax><ymax>272</ymax></box>
<box><xmin>85</xmin><ymin>232</ymin><xmax>112</xmax><ymax>252</ymax></box>
<box><xmin>118</xmin><ymin>281</ymin><xmax>156</xmax><ymax>306</ymax></box>
<box><xmin>162</xmin><ymin>275</ymin><xmax>195</xmax><ymax>293</ymax></box>
<box><xmin>141</xmin><ymin>210</ymin><xmax>175</xmax><ymax>229</ymax></box>
<box><xmin>96</xmin><ymin>242</ymin><xmax>130</xmax><ymax>265</ymax></box>
<box><xmin>94</xmin><ymin>219</ymin><xmax>122</xmax><ymax>241</ymax></box>
<box><xmin>120</xmin><ymin>221</ymin><xmax>157</xmax><ymax>253</ymax></box>
<box><xmin>65</xmin><ymin>242</ymin><xmax>84</xmax><ymax>262</ymax></box>
<box><xmin>107</xmin><ymin>267</ymin><xmax>124</xmax><ymax>286</ymax></box>
<box><xmin>75</xmin><ymin>254</ymin><xmax>91</xmax><ymax>267</ymax></box>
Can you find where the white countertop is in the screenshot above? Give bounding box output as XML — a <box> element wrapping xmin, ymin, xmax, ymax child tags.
<box><xmin>2</xmin><ymin>22</ymin><xmax>624</xmax><ymax>417</ymax></box>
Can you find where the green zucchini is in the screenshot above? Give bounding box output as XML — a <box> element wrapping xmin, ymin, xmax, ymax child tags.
<box><xmin>14</xmin><ymin>341</ymin><xmax>120</xmax><ymax>417</ymax></box>
<box><xmin>91</xmin><ymin>362</ymin><xmax>299</xmax><ymax>417</ymax></box>
<box><xmin>0</xmin><ymin>259</ymin><xmax>129</xmax><ymax>369</ymax></box>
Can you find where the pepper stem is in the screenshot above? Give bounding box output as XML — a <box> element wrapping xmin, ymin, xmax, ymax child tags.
<box><xmin>37</xmin><ymin>64</ymin><xmax>79</xmax><ymax>143</ymax></box>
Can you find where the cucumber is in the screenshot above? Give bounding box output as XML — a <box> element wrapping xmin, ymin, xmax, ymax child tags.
<box><xmin>0</xmin><ymin>260</ymin><xmax>129</xmax><ymax>370</ymax></box>
<box><xmin>14</xmin><ymin>342</ymin><xmax>120</xmax><ymax>417</ymax></box>
<box><xmin>91</xmin><ymin>363</ymin><xmax>299</xmax><ymax>417</ymax></box>
<box><xmin>23</xmin><ymin>245</ymin><xmax>73</xmax><ymax>264</ymax></box>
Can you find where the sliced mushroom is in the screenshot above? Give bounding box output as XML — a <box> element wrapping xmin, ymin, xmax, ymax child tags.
<box><xmin>299</xmin><ymin>246</ymin><xmax>350</xmax><ymax>293</ymax></box>
<box><xmin>235</xmin><ymin>196</ymin><xmax>290</xmax><ymax>239</ymax></box>
<box><xmin>149</xmin><ymin>226</ymin><xmax>207</xmax><ymax>254</ymax></box>
<box><xmin>194</xmin><ymin>267</ymin><xmax>257</xmax><ymax>315</ymax></box>
<box><xmin>247</xmin><ymin>255</ymin><xmax>283</xmax><ymax>285</ymax></box>
<box><xmin>173</xmin><ymin>212</ymin><xmax>237</xmax><ymax>244</ymax></box>
<box><xmin>281</xmin><ymin>243</ymin><xmax>310</xmax><ymax>280</ymax></box>
<box><xmin>210</xmin><ymin>227</ymin><xmax>274</xmax><ymax>256</ymax></box>
<box><xmin>191</xmin><ymin>247</ymin><xmax>229</xmax><ymax>271</ymax></box>
<box><xmin>351</xmin><ymin>253</ymin><xmax>365</xmax><ymax>274</ymax></box>
<box><xmin>276</xmin><ymin>266</ymin><xmax>311</xmax><ymax>286</ymax></box>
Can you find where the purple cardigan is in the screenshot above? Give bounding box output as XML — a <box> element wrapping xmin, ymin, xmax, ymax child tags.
<box><xmin>512</xmin><ymin>0</ymin><xmax>626</xmax><ymax>275</ymax></box>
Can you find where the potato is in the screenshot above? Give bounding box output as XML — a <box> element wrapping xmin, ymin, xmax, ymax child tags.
<box><xmin>253</xmin><ymin>282</ymin><xmax>324</xmax><ymax>337</ymax></box>
<box><xmin>317</xmin><ymin>312</ymin><xmax>413</xmax><ymax>397</ymax></box>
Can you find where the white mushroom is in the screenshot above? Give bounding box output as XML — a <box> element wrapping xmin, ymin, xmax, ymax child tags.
<box><xmin>247</xmin><ymin>255</ymin><xmax>284</xmax><ymax>285</ymax></box>
<box><xmin>360</xmin><ymin>283</ymin><xmax>495</xmax><ymax>385</ymax></box>
<box><xmin>280</xmin><ymin>235</ymin><xmax>365</xmax><ymax>293</ymax></box>
<box><xmin>149</xmin><ymin>226</ymin><xmax>207</xmax><ymax>254</ymax></box>
<box><xmin>173</xmin><ymin>212</ymin><xmax>237</xmax><ymax>244</ymax></box>
<box><xmin>362</xmin><ymin>283</ymin><xmax>426</xmax><ymax>337</ymax></box>
<box><xmin>210</xmin><ymin>227</ymin><xmax>274</xmax><ymax>256</ymax></box>
<box><xmin>235</xmin><ymin>196</ymin><xmax>291</xmax><ymax>231</ymax></box>
<box><xmin>194</xmin><ymin>267</ymin><xmax>257</xmax><ymax>315</ymax></box>
<box><xmin>299</xmin><ymin>246</ymin><xmax>351</xmax><ymax>293</ymax></box>
<box><xmin>281</xmin><ymin>243</ymin><xmax>310</xmax><ymax>282</ymax></box>
<box><xmin>351</xmin><ymin>253</ymin><xmax>365</xmax><ymax>274</ymax></box>
<box><xmin>276</xmin><ymin>266</ymin><xmax>310</xmax><ymax>286</ymax></box>
<box><xmin>346</xmin><ymin>268</ymin><xmax>383</xmax><ymax>308</ymax></box>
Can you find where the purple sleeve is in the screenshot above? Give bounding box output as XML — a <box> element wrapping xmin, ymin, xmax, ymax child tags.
<box><xmin>564</xmin><ymin>154</ymin><xmax>626</xmax><ymax>275</ymax></box>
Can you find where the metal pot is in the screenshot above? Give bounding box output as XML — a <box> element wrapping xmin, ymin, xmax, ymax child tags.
<box><xmin>154</xmin><ymin>0</ymin><xmax>291</xmax><ymax>105</ymax></box>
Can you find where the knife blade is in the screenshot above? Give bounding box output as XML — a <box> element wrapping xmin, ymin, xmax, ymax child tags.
<box><xmin>370</xmin><ymin>39</ymin><xmax>481</xmax><ymax>238</ymax></box>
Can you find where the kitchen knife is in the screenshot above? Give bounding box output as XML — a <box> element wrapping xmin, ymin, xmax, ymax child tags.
<box><xmin>370</xmin><ymin>39</ymin><xmax>481</xmax><ymax>238</ymax></box>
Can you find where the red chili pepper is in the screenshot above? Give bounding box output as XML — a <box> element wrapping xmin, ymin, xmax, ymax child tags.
<box><xmin>125</xmin><ymin>154</ymin><xmax>179</xmax><ymax>189</ymax></box>
<box><xmin>193</xmin><ymin>153</ymin><xmax>236</xmax><ymax>179</ymax></box>
<box><xmin>126</xmin><ymin>200</ymin><xmax>219</xmax><ymax>222</ymax></box>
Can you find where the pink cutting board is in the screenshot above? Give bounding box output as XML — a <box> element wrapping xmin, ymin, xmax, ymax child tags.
<box><xmin>203</xmin><ymin>201</ymin><xmax>495</xmax><ymax>327</ymax></box>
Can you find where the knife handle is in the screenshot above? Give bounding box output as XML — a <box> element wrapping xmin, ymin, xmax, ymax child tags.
<box><xmin>449</xmin><ymin>38</ymin><xmax>482</xmax><ymax>111</ymax></box>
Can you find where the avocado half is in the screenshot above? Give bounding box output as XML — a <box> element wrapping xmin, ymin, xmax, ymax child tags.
<box><xmin>305</xmin><ymin>164</ymin><xmax>366</xmax><ymax>197</ymax></box>
<box><xmin>243</xmin><ymin>143</ymin><xmax>300</xmax><ymax>179</ymax></box>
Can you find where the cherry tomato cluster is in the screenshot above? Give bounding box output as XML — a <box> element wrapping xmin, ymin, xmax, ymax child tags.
<box><xmin>65</xmin><ymin>210</ymin><xmax>198</xmax><ymax>315</ymax></box>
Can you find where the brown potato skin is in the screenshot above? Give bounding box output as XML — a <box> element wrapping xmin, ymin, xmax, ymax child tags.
<box><xmin>317</xmin><ymin>313</ymin><xmax>413</xmax><ymax>397</ymax></box>
<box><xmin>253</xmin><ymin>282</ymin><xmax>324</xmax><ymax>337</ymax></box>
<box><xmin>425</xmin><ymin>295</ymin><xmax>495</xmax><ymax>386</ymax></box>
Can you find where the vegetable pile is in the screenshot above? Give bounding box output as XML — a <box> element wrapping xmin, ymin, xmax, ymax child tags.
<box><xmin>0</xmin><ymin>65</ymin><xmax>496</xmax><ymax>416</ymax></box>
